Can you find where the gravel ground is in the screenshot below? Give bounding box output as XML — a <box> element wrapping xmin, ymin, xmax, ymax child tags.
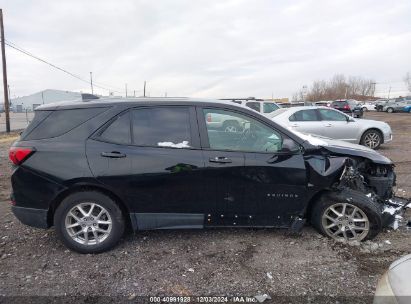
<box><xmin>0</xmin><ymin>112</ymin><xmax>410</xmax><ymax>304</ymax></box>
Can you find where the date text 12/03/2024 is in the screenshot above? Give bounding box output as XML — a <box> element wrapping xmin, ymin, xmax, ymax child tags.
<box><xmin>149</xmin><ymin>296</ymin><xmax>260</xmax><ymax>303</ymax></box>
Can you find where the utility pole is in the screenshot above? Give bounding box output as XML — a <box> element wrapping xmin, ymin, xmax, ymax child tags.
<box><xmin>371</xmin><ymin>82</ymin><xmax>376</xmax><ymax>97</ymax></box>
<box><xmin>90</xmin><ymin>72</ymin><xmax>94</xmax><ymax>94</ymax></box>
<box><xmin>388</xmin><ymin>86</ymin><xmax>391</xmax><ymax>99</ymax></box>
<box><xmin>125</xmin><ymin>83</ymin><xmax>128</xmax><ymax>98</ymax></box>
<box><xmin>133</xmin><ymin>90</ymin><xmax>136</xmax><ymax>97</ymax></box>
<box><xmin>0</xmin><ymin>9</ymin><xmax>10</xmax><ymax>133</ymax></box>
<box><xmin>41</xmin><ymin>91</ymin><xmax>45</xmax><ymax>104</ymax></box>
<box><xmin>143</xmin><ymin>81</ymin><xmax>146</xmax><ymax>97</ymax></box>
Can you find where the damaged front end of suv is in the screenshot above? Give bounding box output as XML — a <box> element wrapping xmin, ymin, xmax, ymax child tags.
<box><xmin>302</xmin><ymin>136</ymin><xmax>410</xmax><ymax>242</ymax></box>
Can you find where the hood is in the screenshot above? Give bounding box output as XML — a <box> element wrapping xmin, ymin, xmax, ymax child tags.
<box><xmin>289</xmin><ymin>129</ymin><xmax>392</xmax><ymax>165</ymax></box>
<box><xmin>319</xmin><ymin>138</ymin><xmax>392</xmax><ymax>165</ymax></box>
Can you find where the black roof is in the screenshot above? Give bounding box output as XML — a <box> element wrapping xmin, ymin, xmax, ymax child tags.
<box><xmin>35</xmin><ymin>97</ymin><xmax>247</xmax><ymax>111</ymax></box>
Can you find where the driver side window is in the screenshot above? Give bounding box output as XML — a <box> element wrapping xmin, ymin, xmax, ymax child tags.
<box><xmin>203</xmin><ymin>109</ymin><xmax>299</xmax><ymax>153</ymax></box>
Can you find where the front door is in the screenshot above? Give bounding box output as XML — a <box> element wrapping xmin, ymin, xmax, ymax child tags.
<box><xmin>198</xmin><ymin>107</ymin><xmax>307</xmax><ymax>227</ymax></box>
<box><xmin>317</xmin><ymin>108</ymin><xmax>359</xmax><ymax>143</ymax></box>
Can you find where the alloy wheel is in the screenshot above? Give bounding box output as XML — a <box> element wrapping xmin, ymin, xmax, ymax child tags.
<box><xmin>65</xmin><ymin>202</ymin><xmax>112</xmax><ymax>245</ymax></box>
<box><xmin>321</xmin><ymin>202</ymin><xmax>369</xmax><ymax>241</ymax></box>
<box><xmin>364</xmin><ymin>132</ymin><xmax>381</xmax><ymax>149</ymax></box>
<box><xmin>224</xmin><ymin>125</ymin><xmax>238</xmax><ymax>133</ymax></box>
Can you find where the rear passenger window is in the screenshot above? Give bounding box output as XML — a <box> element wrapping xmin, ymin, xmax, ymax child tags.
<box><xmin>25</xmin><ymin>108</ymin><xmax>107</xmax><ymax>140</ymax></box>
<box><xmin>132</xmin><ymin>107</ymin><xmax>191</xmax><ymax>148</ymax></box>
<box><xmin>289</xmin><ymin>110</ymin><xmax>319</xmax><ymax>121</ymax></box>
<box><xmin>20</xmin><ymin>110</ymin><xmax>52</xmax><ymax>139</ymax></box>
<box><xmin>100</xmin><ymin>111</ymin><xmax>131</xmax><ymax>145</ymax></box>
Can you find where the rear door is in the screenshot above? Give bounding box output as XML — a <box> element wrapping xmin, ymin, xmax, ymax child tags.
<box><xmin>288</xmin><ymin>109</ymin><xmax>322</xmax><ymax>135</ymax></box>
<box><xmin>86</xmin><ymin>106</ymin><xmax>207</xmax><ymax>229</ymax></box>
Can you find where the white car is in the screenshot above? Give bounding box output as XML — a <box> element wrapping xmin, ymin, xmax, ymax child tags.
<box><xmin>228</xmin><ymin>99</ymin><xmax>281</xmax><ymax>117</ymax></box>
<box><xmin>374</xmin><ymin>254</ymin><xmax>411</xmax><ymax>304</ymax></box>
<box><xmin>268</xmin><ymin>106</ymin><xmax>392</xmax><ymax>149</ymax></box>
<box><xmin>360</xmin><ymin>102</ymin><xmax>376</xmax><ymax>112</ymax></box>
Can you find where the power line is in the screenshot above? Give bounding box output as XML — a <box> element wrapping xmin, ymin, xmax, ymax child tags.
<box><xmin>3</xmin><ymin>39</ymin><xmax>122</xmax><ymax>93</ymax></box>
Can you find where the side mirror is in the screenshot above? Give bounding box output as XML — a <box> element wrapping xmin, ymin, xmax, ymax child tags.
<box><xmin>346</xmin><ymin>117</ymin><xmax>355</xmax><ymax>122</ymax></box>
<box><xmin>282</xmin><ymin>138</ymin><xmax>300</xmax><ymax>153</ymax></box>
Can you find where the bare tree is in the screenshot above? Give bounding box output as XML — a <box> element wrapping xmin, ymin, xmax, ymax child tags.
<box><xmin>303</xmin><ymin>74</ymin><xmax>376</xmax><ymax>102</ymax></box>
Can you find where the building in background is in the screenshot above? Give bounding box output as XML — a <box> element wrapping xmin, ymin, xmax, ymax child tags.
<box><xmin>10</xmin><ymin>89</ymin><xmax>82</xmax><ymax>112</ymax></box>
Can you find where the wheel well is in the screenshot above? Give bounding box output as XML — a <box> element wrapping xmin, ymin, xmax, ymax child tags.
<box><xmin>304</xmin><ymin>190</ymin><xmax>330</xmax><ymax>223</ymax></box>
<box><xmin>361</xmin><ymin>128</ymin><xmax>384</xmax><ymax>144</ymax></box>
<box><xmin>47</xmin><ymin>185</ymin><xmax>132</xmax><ymax>231</ymax></box>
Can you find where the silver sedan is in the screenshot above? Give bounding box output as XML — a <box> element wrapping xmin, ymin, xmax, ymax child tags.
<box><xmin>269</xmin><ymin>106</ymin><xmax>392</xmax><ymax>149</ymax></box>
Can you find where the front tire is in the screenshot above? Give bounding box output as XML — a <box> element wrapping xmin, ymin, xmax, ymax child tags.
<box><xmin>360</xmin><ymin>129</ymin><xmax>382</xmax><ymax>149</ymax></box>
<box><xmin>362</xmin><ymin>107</ymin><xmax>368</xmax><ymax>112</ymax></box>
<box><xmin>54</xmin><ymin>191</ymin><xmax>125</xmax><ymax>253</ymax></box>
<box><xmin>386</xmin><ymin>107</ymin><xmax>394</xmax><ymax>113</ymax></box>
<box><xmin>311</xmin><ymin>190</ymin><xmax>382</xmax><ymax>242</ymax></box>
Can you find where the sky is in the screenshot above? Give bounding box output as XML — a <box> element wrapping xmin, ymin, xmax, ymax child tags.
<box><xmin>0</xmin><ymin>0</ymin><xmax>410</xmax><ymax>100</ymax></box>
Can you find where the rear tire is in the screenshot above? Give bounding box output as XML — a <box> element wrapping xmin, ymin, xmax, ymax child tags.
<box><xmin>362</xmin><ymin>107</ymin><xmax>368</xmax><ymax>112</ymax></box>
<box><xmin>54</xmin><ymin>191</ymin><xmax>125</xmax><ymax>253</ymax></box>
<box><xmin>311</xmin><ymin>190</ymin><xmax>382</xmax><ymax>242</ymax></box>
<box><xmin>360</xmin><ymin>129</ymin><xmax>382</xmax><ymax>150</ymax></box>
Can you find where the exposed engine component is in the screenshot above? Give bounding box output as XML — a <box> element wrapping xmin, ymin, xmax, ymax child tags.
<box><xmin>337</xmin><ymin>157</ymin><xmax>410</xmax><ymax>230</ymax></box>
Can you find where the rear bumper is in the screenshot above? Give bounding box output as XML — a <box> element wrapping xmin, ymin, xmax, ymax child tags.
<box><xmin>12</xmin><ymin>205</ymin><xmax>49</xmax><ymax>229</ymax></box>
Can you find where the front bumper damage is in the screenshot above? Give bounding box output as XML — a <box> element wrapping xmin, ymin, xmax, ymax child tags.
<box><xmin>382</xmin><ymin>196</ymin><xmax>411</xmax><ymax>230</ymax></box>
<box><xmin>337</xmin><ymin>158</ymin><xmax>411</xmax><ymax>231</ymax></box>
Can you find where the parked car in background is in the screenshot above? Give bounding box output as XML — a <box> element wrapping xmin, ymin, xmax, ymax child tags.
<box><xmin>375</xmin><ymin>99</ymin><xmax>389</xmax><ymax>111</ymax></box>
<box><xmin>360</xmin><ymin>101</ymin><xmax>376</xmax><ymax>112</ymax></box>
<box><xmin>278</xmin><ymin>102</ymin><xmax>312</xmax><ymax>108</ymax></box>
<box><xmin>314</xmin><ymin>101</ymin><xmax>331</xmax><ymax>107</ymax></box>
<box><xmin>383</xmin><ymin>97</ymin><xmax>411</xmax><ymax>113</ymax></box>
<box><xmin>9</xmin><ymin>98</ymin><xmax>407</xmax><ymax>253</ymax></box>
<box><xmin>221</xmin><ymin>98</ymin><xmax>281</xmax><ymax>117</ymax></box>
<box><xmin>374</xmin><ymin>254</ymin><xmax>411</xmax><ymax>304</ymax></box>
<box><xmin>402</xmin><ymin>104</ymin><xmax>411</xmax><ymax>113</ymax></box>
<box><xmin>331</xmin><ymin>99</ymin><xmax>363</xmax><ymax>118</ymax></box>
<box><xmin>269</xmin><ymin>106</ymin><xmax>392</xmax><ymax>149</ymax></box>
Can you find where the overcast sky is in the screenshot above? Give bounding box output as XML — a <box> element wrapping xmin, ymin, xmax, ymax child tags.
<box><xmin>1</xmin><ymin>0</ymin><xmax>410</xmax><ymax>100</ymax></box>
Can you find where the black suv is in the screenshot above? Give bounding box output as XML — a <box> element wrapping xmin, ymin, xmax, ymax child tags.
<box><xmin>10</xmin><ymin>98</ymin><xmax>408</xmax><ymax>253</ymax></box>
<box><xmin>331</xmin><ymin>100</ymin><xmax>363</xmax><ymax>118</ymax></box>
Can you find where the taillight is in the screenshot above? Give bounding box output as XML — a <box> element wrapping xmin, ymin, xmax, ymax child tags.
<box><xmin>9</xmin><ymin>147</ymin><xmax>35</xmax><ymax>165</ymax></box>
<box><xmin>207</xmin><ymin>114</ymin><xmax>212</xmax><ymax>122</ymax></box>
<box><xmin>344</xmin><ymin>105</ymin><xmax>350</xmax><ymax>110</ymax></box>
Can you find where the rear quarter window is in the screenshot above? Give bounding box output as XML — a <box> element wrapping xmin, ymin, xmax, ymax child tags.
<box><xmin>19</xmin><ymin>110</ymin><xmax>52</xmax><ymax>139</ymax></box>
<box><xmin>23</xmin><ymin>107</ymin><xmax>108</xmax><ymax>140</ymax></box>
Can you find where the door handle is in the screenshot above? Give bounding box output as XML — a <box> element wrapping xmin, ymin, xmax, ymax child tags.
<box><xmin>209</xmin><ymin>156</ymin><xmax>232</xmax><ymax>164</ymax></box>
<box><xmin>325</xmin><ymin>123</ymin><xmax>332</xmax><ymax>127</ymax></box>
<box><xmin>291</xmin><ymin>124</ymin><xmax>299</xmax><ymax>127</ymax></box>
<box><xmin>101</xmin><ymin>151</ymin><xmax>126</xmax><ymax>158</ymax></box>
